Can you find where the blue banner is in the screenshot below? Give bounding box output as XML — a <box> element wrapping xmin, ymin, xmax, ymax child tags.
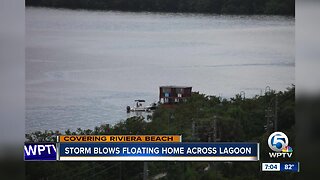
<box><xmin>59</xmin><ymin>142</ymin><xmax>259</xmax><ymax>161</ymax></box>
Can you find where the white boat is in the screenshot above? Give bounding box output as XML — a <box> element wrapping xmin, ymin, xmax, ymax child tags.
<box><xmin>126</xmin><ymin>100</ymin><xmax>157</xmax><ymax>113</ymax></box>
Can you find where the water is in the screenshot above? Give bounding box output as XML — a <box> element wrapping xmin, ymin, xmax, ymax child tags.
<box><xmin>26</xmin><ymin>7</ymin><xmax>295</xmax><ymax>133</ymax></box>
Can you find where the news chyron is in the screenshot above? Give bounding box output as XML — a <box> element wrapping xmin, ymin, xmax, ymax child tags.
<box><xmin>261</xmin><ymin>131</ymin><xmax>300</xmax><ymax>172</ymax></box>
<box><xmin>24</xmin><ymin>135</ymin><xmax>259</xmax><ymax>161</ymax></box>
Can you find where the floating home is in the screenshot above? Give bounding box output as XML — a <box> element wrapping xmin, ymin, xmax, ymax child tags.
<box><xmin>159</xmin><ymin>86</ymin><xmax>192</xmax><ymax>104</ymax></box>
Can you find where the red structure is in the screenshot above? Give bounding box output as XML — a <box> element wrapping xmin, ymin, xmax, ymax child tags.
<box><xmin>159</xmin><ymin>86</ymin><xmax>192</xmax><ymax>104</ymax></box>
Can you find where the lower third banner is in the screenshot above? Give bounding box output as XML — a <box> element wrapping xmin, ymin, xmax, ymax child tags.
<box><xmin>58</xmin><ymin>142</ymin><xmax>259</xmax><ymax>161</ymax></box>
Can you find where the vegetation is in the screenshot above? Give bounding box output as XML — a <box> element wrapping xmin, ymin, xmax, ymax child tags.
<box><xmin>26</xmin><ymin>85</ymin><xmax>295</xmax><ymax>179</ymax></box>
<box><xmin>26</xmin><ymin>0</ymin><xmax>294</xmax><ymax>16</ymax></box>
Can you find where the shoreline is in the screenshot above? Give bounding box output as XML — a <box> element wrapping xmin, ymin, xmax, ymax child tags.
<box><xmin>25</xmin><ymin>5</ymin><xmax>295</xmax><ymax>17</ymax></box>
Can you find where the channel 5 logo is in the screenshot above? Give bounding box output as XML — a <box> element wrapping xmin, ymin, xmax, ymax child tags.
<box><xmin>268</xmin><ymin>132</ymin><xmax>293</xmax><ymax>158</ymax></box>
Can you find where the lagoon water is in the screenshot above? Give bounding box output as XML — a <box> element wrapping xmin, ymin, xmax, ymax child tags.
<box><xmin>26</xmin><ymin>7</ymin><xmax>294</xmax><ymax>133</ymax></box>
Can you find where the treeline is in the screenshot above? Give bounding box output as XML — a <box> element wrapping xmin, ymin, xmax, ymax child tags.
<box><xmin>26</xmin><ymin>86</ymin><xmax>295</xmax><ymax>179</ymax></box>
<box><xmin>26</xmin><ymin>0</ymin><xmax>294</xmax><ymax>16</ymax></box>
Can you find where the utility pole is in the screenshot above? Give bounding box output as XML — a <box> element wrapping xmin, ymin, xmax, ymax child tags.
<box><xmin>209</xmin><ymin>116</ymin><xmax>218</xmax><ymax>171</ymax></box>
<box><xmin>192</xmin><ymin>120</ymin><xmax>196</xmax><ymax>140</ymax></box>
<box><xmin>213</xmin><ymin>116</ymin><xmax>217</xmax><ymax>142</ymax></box>
<box><xmin>274</xmin><ymin>95</ymin><xmax>278</xmax><ymax>131</ymax></box>
<box><xmin>265</xmin><ymin>86</ymin><xmax>271</xmax><ymax>132</ymax></box>
<box><xmin>143</xmin><ymin>162</ymin><xmax>148</xmax><ymax>180</ymax></box>
<box><xmin>264</xmin><ymin>86</ymin><xmax>279</xmax><ymax>132</ymax></box>
<box><xmin>265</xmin><ymin>107</ymin><xmax>273</xmax><ymax>133</ymax></box>
<box><xmin>119</xmin><ymin>162</ymin><xmax>122</xmax><ymax>180</ymax></box>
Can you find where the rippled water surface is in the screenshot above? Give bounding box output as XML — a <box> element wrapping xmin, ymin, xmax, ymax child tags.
<box><xmin>26</xmin><ymin>7</ymin><xmax>294</xmax><ymax>133</ymax></box>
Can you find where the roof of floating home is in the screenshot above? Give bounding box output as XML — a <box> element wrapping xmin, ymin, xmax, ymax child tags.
<box><xmin>159</xmin><ymin>86</ymin><xmax>192</xmax><ymax>89</ymax></box>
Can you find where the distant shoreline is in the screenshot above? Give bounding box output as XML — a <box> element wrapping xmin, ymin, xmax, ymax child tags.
<box><xmin>26</xmin><ymin>0</ymin><xmax>295</xmax><ymax>16</ymax></box>
<box><xmin>25</xmin><ymin>6</ymin><xmax>295</xmax><ymax>18</ymax></box>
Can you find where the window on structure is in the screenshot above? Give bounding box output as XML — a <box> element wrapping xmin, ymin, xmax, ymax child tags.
<box><xmin>177</xmin><ymin>93</ymin><xmax>182</xmax><ymax>98</ymax></box>
<box><xmin>176</xmin><ymin>88</ymin><xmax>184</xmax><ymax>94</ymax></box>
<box><xmin>175</xmin><ymin>98</ymin><xmax>179</xmax><ymax>103</ymax></box>
<box><xmin>162</xmin><ymin>88</ymin><xmax>171</xmax><ymax>93</ymax></box>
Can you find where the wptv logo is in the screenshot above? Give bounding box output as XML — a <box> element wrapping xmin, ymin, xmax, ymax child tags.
<box><xmin>268</xmin><ymin>132</ymin><xmax>293</xmax><ymax>158</ymax></box>
<box><xmin>24</xmin><ymin>143</ymin><xmax>57</xmax><ymax>161</ymax></box>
